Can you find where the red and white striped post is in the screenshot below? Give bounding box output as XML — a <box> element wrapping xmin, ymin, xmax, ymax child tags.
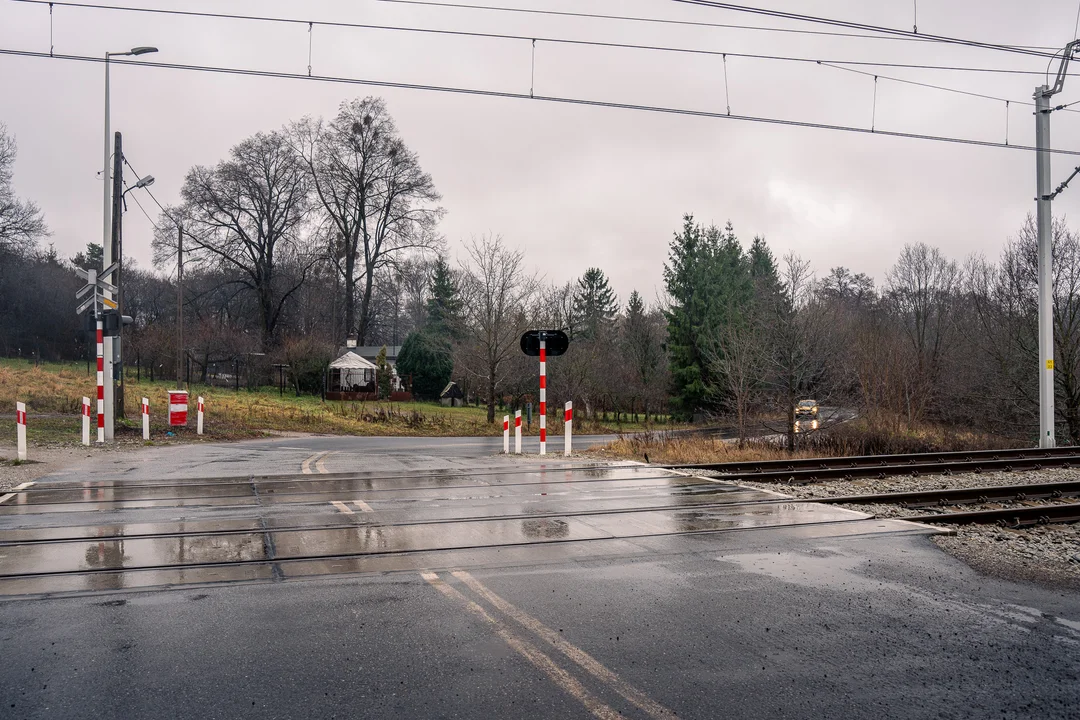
<box><xmin>503</xmin><ymin>415</ymin><xmax>510</xmax><ymax>454</ymax></box>
<box><xmin>141</xmin><ymin>397</ymin><xmax>150</xmax><ymax>440</ymax></box>
<box><xmin>81</xmin><ymin>397</ymin><xmax>91</xmax><ymax>446</ymax></box>
<box><xmin>197</xmin><ymin>396</ymin><xmax>205</xmax><ymax>435</ymax></box>
<box><xmin>169</xmin><ymin>390</ymin><xmax>188</xmax><ymax>427</ymax></box>
<box><xmin>539</xmin><ymin>336</ymin><xmax>547</xmax><ymax>455</ymax></box>
<box><xmin>514</xmin><ymin>409</ymin><xmax>522</xmax><ymax>454</ymax></box>
<box><xmin>15</xmin><ymin>402</ymin><xmax>27</xmax><ymax>461</ymax></box>
<box><xmin>95</xmin><ymin>318</ymin><xmax>105</xmax><ymax>444</ymax></box>
<box><xmin>564</xmin><ymin>401</ymin><xmax>573</xmax><ymax>456</ymax></box>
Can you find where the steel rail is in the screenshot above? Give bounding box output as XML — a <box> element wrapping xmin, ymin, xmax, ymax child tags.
<box><xmin>907</xmin><ymin>502</ymin><xmax>1080</xmax><ymax>527</ymax></box>
<box><xmin>672</xmin><ymin>450</ymin><xmax>1080</xmax><ymax>485</ymax></box>
<box><xmin>811</xmin><ymin>480</ymin><xmax>1080</xmax><ymax>508</ymax></box>
<box><xmin>666</xmin><ymin>446</ymin><xmax>1080</xmax><ymax>475</ymax></box>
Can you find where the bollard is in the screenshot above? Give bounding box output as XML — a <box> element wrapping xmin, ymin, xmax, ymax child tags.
<box><xmin>564</xmin><ymin>401</ymin><xmax>573</xmax><ymax>457</ymax></box>
<box><xmin>197</xmin><ymin>396</ymin><xmax>205</xmax><ymax>435</ymax></box>
<box><xmin>515</xmin><ymin>410</ymin><xmax>522</xmax><ymax>454</ymax></box>
<box><xmin>81</xmin><ymin>397</ymin><xmax>91</xmax><ymax>446</ymax></box>
<box><xmin>503</xmin><ymin>415</ymin><xmax>510</xmax><ymax>454</ymax></box>
<box><xmin>141</xmin><ymin>397</ymin><xmax>150</xmax><ymax>440</ymax></box>
<box><xmin>15</xmin><ymin>402</ymin><xmax>27</xmax><ymax>462</ymax></box>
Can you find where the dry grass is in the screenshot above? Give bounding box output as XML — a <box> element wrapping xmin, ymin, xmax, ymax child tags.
<box><xmin>0</xmin><ymin>359</ymin><xmax>681</xmax><ymax>444</ymax></box>
<box><xmin>590</xmin><ymin>418</ymin><xmax>1021</xmax><ymax>464</ymax></box>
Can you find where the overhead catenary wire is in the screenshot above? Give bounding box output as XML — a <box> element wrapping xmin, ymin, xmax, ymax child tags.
<box><xmin>10</xmin><ymin>0</ymin><xmax>1076</xmax><ymax>81</ymax></box>
<box><xmin>370</xmin><ymin>0</ymin><xmax>1059</xmax><ymax>51</ymax></box>
<box><xmin>670</xmin><ymin>0</ymin><xmax>1060</xmax><ymax>59</ymax></box>
<box><xmin>14</xmin><ymin>0</ymin><xmax>1080</xmax><ymax>122</ymax></box>
<box><xmin>9</xmin><ymin>48</ymin><xmax>1080</xmax><ymax>159</ymax></box>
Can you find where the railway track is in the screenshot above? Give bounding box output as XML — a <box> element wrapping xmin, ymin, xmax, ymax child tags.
<box><xmin>809</xmin><ymin>480</ymin><xmax>1080</xmax><ymax>528</ymax></box>
<box><xmin>667</xmin><ymin>446</ymin><xmax>1080</xmax><ymax>485</ymax></box>
<box><xmin>665</xmin><ymin>447</ymin><xmax>1080</xmax><ymax>527</ymax></box>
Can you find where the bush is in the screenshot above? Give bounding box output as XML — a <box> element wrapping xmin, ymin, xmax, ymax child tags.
<box><xmin>396</xmin><ymin>331</ymin><xmax>453</xmax><ymax>401</ymax></box>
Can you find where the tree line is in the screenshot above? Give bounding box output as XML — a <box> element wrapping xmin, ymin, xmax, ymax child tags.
<box><xmin>1</xmin><ymin>105</ymin><xmax>1077</xmax><ymax>442</ymax></box>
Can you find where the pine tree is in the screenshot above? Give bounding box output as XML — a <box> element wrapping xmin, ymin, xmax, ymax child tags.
<box><xmin>572</xmin><ymin>267</ymin><xmax>618</xmax><ymax>339</ymax></box>
<box><xmin>425</xmin><ymin>256</ymin><xmax>462</xmax><ymax>338</ymax></box>
<box><xmin>663</xmin><ymin>214</ymin><xmax>754</xmax><ymax>419</ymax></box>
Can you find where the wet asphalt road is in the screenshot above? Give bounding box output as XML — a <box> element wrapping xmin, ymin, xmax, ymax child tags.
<box><xmin>1</xmin><ymin>436</ymin><xmax>1079</xmax><ymax>719</ymax></box>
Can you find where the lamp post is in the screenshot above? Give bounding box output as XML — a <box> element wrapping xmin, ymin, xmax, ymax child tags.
<box><xmin>103</xmin><ymin>44</ymin><xmax>156</xmax><ymax>439</ymax></box>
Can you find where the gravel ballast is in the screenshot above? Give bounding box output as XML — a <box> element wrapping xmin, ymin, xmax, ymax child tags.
<box><xmin>695</xmin><ymin>466</ymin><xmax>1080</xmax><ymax>590</ymax></box>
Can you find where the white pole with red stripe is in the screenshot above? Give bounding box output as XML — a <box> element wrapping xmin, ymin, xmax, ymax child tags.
<box><xmin>82</xmin><ymin>397</ymin><xmax>91</xmax><ymax>446</ymax></box>
<box><xmin>15</xmin><ymin>402</ymin><xmax>27</xmax><ymax>461</ymax></box>
<box><xmin>96</xmin><ymin>318</ymin><xmax>105</xmax><ymax>444</ymax></box>
<box><xmin>515</xmin><ymin>409</ymin><xmax>522</xmax><ymax>454</ymax></box>
<box><xmin>503</xmin><ymin>415</ymin><xmax>510</xmax><ymax>454</ymax></box>
<box><xmin>539</xmin><ymin>336</ymin><xmax>547</xmax><ymax>455</ymax></box>
<box><xmin>141</xmin><ymin>397</ymin><xmax>150</xmax><ymax>440</ymax></box>
<box><xmin>197</xmin><ymin>396</ymin><xmax>205</xmax><ymax>435</ymax></box>
<box><xmin>564</xmin><ymin>401</ymin><xmax>573</xmax><ymax>456</ymax></box>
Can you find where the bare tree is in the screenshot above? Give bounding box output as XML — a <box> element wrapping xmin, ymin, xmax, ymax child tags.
<box><xmin>458</xmin><ymin>235</ymin><xmax>537</xmax><ymax>423</ymax></box>
<box><xmin>290</xmin><ymin>97</ymin><xmax>442</xmax><ymax>343</ymax></box>
<box><xmin>762</xmin><ymin>254</ymin><xmax>836</xmax><ymax>452</ymax></box>
<box><xmin>885</xmin><ymin>242</ymin><xmax>959</xmax><ymax>422</ymax></box>
<box><xmin>0</xmin><ymin>124</ymin><xmax>47</xmax><ymax>257</ymax></box>
<box><xmin>155</xmin><ymin>131</ymin><xmax>313</xmax><ymax>351</ymax></box>
<box><xmin>704</xmin><ymin>313</ymin><xmax>766</xmax><ymax>446</ymax></box>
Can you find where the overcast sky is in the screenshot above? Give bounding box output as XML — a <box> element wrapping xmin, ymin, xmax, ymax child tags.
<box><xmin>3</xmin><ymin>0</ymin><xmax>1080</xmax><ymax>304</ymax></box>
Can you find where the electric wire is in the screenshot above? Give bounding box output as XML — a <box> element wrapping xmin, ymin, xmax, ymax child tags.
<box><xmin>8</xmin><ymin>47</ymin><xmax>1080</xmax><ymax>158</ymax></box>
<box><xmin>370</xmin><ymin>0</ymin><xmax>1059</xmax><ymax>50</ymax></box>
<box><xmin>10</xmin><ymin>0</ymin><xmax>1071</xmax><ymax>80</ymax></box>
<box><xmin>670</xmin><ymin>0</ymin><xmax>1059</xmax><ymax>58</ymax></box>
<box><xmin>11</xmin><ymin>0</ymin><xmax>1078</xmax><ymax>115</ymax></box>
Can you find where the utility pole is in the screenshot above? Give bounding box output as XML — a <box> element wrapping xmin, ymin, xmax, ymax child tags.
<box><xmin>111</xmin><ymin>131</ymin><xmax>125</xmax><ymax>419</ymax></box>
<box><xmin>176</xmin><ymin>223</ymin><xmax>184</xmax><ymax>389</ymax></box>
<box><xmin>1034</xmin><ymin>40</ymin><xmax>1079</xmax><ymax>448</ymax></box>
<box><xmin>102</xmin><ymin>63</ymin><xmax>115</xmax><ymax>440</ymax></box>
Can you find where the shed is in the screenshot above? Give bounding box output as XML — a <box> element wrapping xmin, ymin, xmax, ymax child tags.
<box><xmin>439</xmin><ymin>381</ymin><xmax>464</xmax><ymax>407</ymax></box>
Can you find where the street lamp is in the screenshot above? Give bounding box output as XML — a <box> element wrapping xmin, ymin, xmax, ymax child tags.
<box><xmin>102</xmin><ymin>44</ymin><xmax>157</xmax><ymax>440</ymax></box>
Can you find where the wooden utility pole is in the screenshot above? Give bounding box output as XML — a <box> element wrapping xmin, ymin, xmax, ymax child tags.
<box><xmin>111</xmin><ymin>131</ymin><xmax>126</xmax><ymax>418</ymax></box>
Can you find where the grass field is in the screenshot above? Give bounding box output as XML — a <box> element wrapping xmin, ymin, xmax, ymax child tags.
<box><xmin>0</xmin><ymin>359</ymin><xmax>677</xmax><ymax>446</ymax></box>
<box><xmin>588</xmin><ymin>419</ymin><xmax>1020</xmax><ymax>464</ymax></box>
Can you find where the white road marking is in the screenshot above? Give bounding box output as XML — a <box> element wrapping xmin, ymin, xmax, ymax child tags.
<box><xmin>421</xmin><ymin>572</ymin><xmax>622</xmax><ymax>720</ymax></box>
<box><xmin>352</xmin><ymin>499</ymin><xmax>373</xmax><ymax>512</ymax></box>
<box><xmin>453</xmin><ymin>570</ymin><xmax>677</xmax><ymax>719</ymax></box>
<box><xmin>330</xmin><ymin>500</ymin><xmax>354</xmax><ymax>515</ymax></box>
<box><xmin>0</xmin><ymin>481</ymin><xmax>34</xmax><ymax>505</ymax></box>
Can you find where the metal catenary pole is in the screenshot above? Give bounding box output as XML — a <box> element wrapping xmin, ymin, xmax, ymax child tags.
<box><xmin>1036</xmin><ymin>86</ymin><xmax>1055</xmax><ymax>448</ymax></box>
<box><xmin>1033</xmin><ymin>40</ymin><xmax>1079</xmax><ymax>448</ymax></box>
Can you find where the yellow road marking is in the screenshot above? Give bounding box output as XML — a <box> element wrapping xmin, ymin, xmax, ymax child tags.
<box><xmin>453</xmin><ymin>570</ymin><xmax>677</xmax><ymax>719</ymax></box>
<box><xmin>420</xmin><ymin>572</ymin><xmax>622</xmax><ymax>720</ymax></box>
<box><xmin>330</xmin><ymin>500</ymin><xmax>354</xmax><ymax>515</ymax></box>
<box><xmin>353</xmin><ymin>499</ymin><xmax>374</xmax><ymax>512</ymax></box>
<box><xmin>301</xmin><ymin>452</ymin><xmax>325</xmax><ymax>475</ymax></box>
<box><xmin>0</xmin><ymin>482</ymin><xmax>34</xmax><ymax>505</ymax></box>
<box><xmin>315</xmin><ymin>451</ymin><xmax>336</xmax><ymax>474</ymax></box>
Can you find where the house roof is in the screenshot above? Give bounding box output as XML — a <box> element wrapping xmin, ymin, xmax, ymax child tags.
<box><xmin>440</xmin><ymin>381</ymin><xmax>464</xmax><ymax>398</ymax></box>
<box><xmin>329</xmin><ymin>352</ymin><xmax>377</xmax><ymax>370</ymax></box>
